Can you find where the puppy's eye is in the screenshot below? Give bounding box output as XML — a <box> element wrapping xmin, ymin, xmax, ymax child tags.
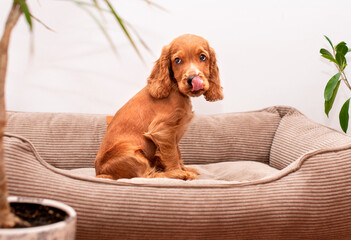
<box><xmin>175</xmin><ymin>58</ymin><xmax>182</xmax><ymax>65</ymax></box>
<box><xmin>199</xmin><ymin>54</ymin><xmax>207</xmax><ymax>62</ymax></box>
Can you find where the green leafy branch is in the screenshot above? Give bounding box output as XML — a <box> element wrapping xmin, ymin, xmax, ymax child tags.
<box><xmin>320</xmin><ymin>36</ymin><xmax>351</xmax><ymax>133</ymax></box>
<box><xmin>15</xmin><ymin>0</ymin><xmax>156</xmax><ymax>62</ymax></box>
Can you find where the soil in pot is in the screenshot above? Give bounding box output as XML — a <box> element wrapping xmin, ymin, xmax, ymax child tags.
<box><xmin>10</xmin><ymin>202</ymin><xmax>67</xmax><ymax>228</ymax></box>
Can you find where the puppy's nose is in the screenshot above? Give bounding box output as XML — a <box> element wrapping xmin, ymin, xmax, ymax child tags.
<box><xmin>187</xmin><ymin>76</ymin><xmax>195</xmax><ymax>86</ymax></box>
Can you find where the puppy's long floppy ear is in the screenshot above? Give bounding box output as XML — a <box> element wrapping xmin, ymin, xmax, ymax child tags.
<box><xmin>204</xmin><ymin>47</ymin><xmax>223</xmax><ymax>102</ymax></box>
<box><xmin>147</xmin><ymin>45</ymin><xmax>172</xmax><ymax>99</ymax></box>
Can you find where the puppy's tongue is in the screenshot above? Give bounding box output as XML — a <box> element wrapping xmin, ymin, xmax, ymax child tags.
<box><xmin>191</xmin><ymin>77</ymin><xmax>204</xmax><ymax>92</ymax></box>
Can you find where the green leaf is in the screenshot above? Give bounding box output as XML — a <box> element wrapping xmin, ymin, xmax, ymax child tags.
<box><xmin>325</xmin><ymin>80</ymin><xmax>341</xmax><ymax>117</ymax></box>
<box><xmin>320</xmin><ymin>48</ymin><xmax>333</xmax><ymax>58</ymax></box>
<box><xmin>123</xmin><ymin>20</ymin><xmax>153</xmax><ymax>55</ymax></box>
<box><xmin>336</xmin><ymin>52</ymin><xmax>347</xmax><ymax>71</ymax></box>
<box><xmin>73</xmin><ymin>1</ymin><xmax>118</xmax><ymax>56</ymax></box>
<box><xmin>324</xmin><ymin>72</ymin><xmax>341</xmax><ymax>101</ymax></box>
<box><xmin>339</xmin><ymin>98</ymin><xmax>350</xmax><ymax>133</ymax></box>
<box><xmin>104</xmin><ymin>0</ymin><xmax>144</xmax><ymax>62</ymax></box>
<box><xmin>335</xmin><ymin>41</ymin><xmax>348</xmax><ymax>56</ymax></box>
<box><xmin>335</xmin><ymin>42</ymin><xmax>348</xmax><ymax>70</ymax></box>
<box><xmin>324</xmin><ymin>35</ymin><xmax>334</xmax><ymax>49</ymax></box>
<box><xmin>321</xmin><ymin>54</ymin><xmax>337</xmax><ymax>63</ymax></box>
<box><xmin>17</xmin><ymin>0</ymin><xmax>32</xmax><ymax>31</ymax></box>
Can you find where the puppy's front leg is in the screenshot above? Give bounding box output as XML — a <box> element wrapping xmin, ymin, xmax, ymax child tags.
<box><xmin>144</xmin><ymin>118</ymin><xmax>197</xmax><ymax>180</ymax></box>
<box><xmin>153</xmin><ymin>144</ymin><xmax>198</xmax><ymax>180</ymax></box>
<box><xmin>177</xmin><ymin>146</ymin><xmax>200</xmax><ymax>176</ymax></box>
<box><xmin>144</xmin><ymin>109</ymin><xmax>198</xmax><ymax>180</ymax></box>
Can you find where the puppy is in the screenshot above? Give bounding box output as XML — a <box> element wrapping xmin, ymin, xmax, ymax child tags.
<box><xmin>95</xmin><ymin>34</ymin><xmax>223</xmax><ymax>180</ymax></box>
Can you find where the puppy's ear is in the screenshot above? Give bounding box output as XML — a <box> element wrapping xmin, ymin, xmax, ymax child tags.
<box><xmin>147</xmin><ymin>45</ymin><xmax>172</xmax><ymax>99</ymax></box>
<box><xmin>204</xmin><ymin>47</ymin><xmax>223</xmax><ymax>102</ymax></box>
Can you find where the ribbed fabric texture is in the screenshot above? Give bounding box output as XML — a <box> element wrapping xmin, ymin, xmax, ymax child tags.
<box><xmin>180</xmin><ymin>107</ymin><xmax>281</xmax><ymax>165</ymax></box>
<box><xmin>270</xmin><ymin>108</ymin><xmax>351</xmax><ymax>169</ymax></box>
<box><xmin>4</xmin><ymin>106</ymin><xmax>351</xmax><ymax>239</ymax></box>
<box><xmin>5</xmin><ymin>111</ymin><xmax>107</xmax><ymax>169</ymax></box>
<box><xmin>5</xmin><ymin>108</ymin><xmax>281</xmax><ymax>167</ymax></box>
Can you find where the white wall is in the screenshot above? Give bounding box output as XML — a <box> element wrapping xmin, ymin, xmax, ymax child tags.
<box><xmin>1</xmin><ymin>0</ymin><xmax>351</xmax><ymax>132</ymax></box>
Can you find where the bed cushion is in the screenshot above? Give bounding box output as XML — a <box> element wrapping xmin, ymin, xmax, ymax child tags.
<box><xmin>65</xmin><ymin>161</ymin><xmax>279</xmax><ymax>184</ymax></box>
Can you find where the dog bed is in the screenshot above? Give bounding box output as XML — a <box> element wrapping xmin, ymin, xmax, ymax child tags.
<box><xmin>4</xmin><ymin>106</ymin><xmax>351</xmax><ymax>239</ymax></box>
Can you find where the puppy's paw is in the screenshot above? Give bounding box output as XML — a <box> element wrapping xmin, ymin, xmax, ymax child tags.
<box><xmin>183</xmin><ymin>170</ymin><xmax>198</xmax><ymax>180</ymax></box>
<box><xmin>183</xmin><ymin>166</ymin><xmax>200</xmax><ymax>176</ymax></box>
<box><xmin>164</xmin><ymin>169</ymin><xmax>198</xmax><ymax>180</ymax></box>
<box><xmin>96</xmin><ymin>174</ymin><xmax>114</xmax><ymax>180</ymax></box>
<box><xmin>176</xmin><ymin>170</ymin><xmax>198</xmax><ymax>180</ymax></box>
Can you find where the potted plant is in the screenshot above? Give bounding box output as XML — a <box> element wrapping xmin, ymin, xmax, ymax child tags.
<box><xmin>0</xmin><ymin>0</ymin><xmax>154</xmax><ymax>236</ymax></box>
<box><xmin>0</xmin><ymin>2</ymin><xmax>77</xmax><ymax>236</ymax></box>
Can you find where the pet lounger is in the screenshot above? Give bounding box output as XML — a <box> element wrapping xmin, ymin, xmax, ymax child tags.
<box><xmin>4</xmin><ymin>106</ymin><xmax>351</xmax><ymax>239</ymax></box>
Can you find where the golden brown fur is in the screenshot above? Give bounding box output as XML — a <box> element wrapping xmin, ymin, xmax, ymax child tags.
<box><xmin>95</xmin><ymin>34</ymin><xmax>223</xmax><ymax>180</ymax></box>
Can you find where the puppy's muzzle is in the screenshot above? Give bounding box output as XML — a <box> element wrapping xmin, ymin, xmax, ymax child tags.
<box><xmin>187</xmin><ymin>76</ymin><xmax>204</xmax><ymax>92</ymax></box>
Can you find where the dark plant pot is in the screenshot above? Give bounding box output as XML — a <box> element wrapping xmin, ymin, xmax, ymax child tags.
<box><xmin>0</xmin><ymin>196</ymin><xmax>76</xmax><ymax>240</ymax></box>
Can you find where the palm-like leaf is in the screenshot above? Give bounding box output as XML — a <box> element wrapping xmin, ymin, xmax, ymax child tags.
<box><xmin>16</xmin><ymin>0</ymin><xmax>32</xmax><ymax>30</ymax></box>
<box><xmin>28</xmin><ymin>0</ymin><xmax>159</xmax><ymax>61</ymax></box>
<box><xmin>103</xmin><ymin>0</ymin><xmax>145</xmax><ymax>62</ymax></box>
<box><xmin>74</xmin><ymin>1</ymin><xmax>119</xmax><ymax>55</ymax></box>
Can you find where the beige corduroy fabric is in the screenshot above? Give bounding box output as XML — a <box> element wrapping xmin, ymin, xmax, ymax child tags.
<box><xmin>4</xmin><ymin>106</ymin><xmax>351</xmax><ymax>239</ymax></box>
<box><xmin>5</xmin><ymin>112</ymin><xmax>106</xmax><ymax>169</ymax></box>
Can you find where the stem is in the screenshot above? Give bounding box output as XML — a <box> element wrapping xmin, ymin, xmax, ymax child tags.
<box><xmin>332</xmin><ymin>44</ymin><xmax>351</xmax><ymax>91</ymax></box>
<box><xmin>0</xmin><ymin>1</ymin><xmax>25</xmax><ymax>228</ymax></box>
<box><xmin>341</xmin><ymin>71</ymin><xmax>351</xmax><ymax>91</ymax></box>
<box><xmin>334</xmin><ymin>63</ymin><xmax>351</xmax><ymax>91</ymax></box>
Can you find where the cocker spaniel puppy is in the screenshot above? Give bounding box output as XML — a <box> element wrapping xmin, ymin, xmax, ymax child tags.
<box><xmin>95</xmin><ymin>34</ymin><xmax>223</xmax><ymax>180</ymax></box>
